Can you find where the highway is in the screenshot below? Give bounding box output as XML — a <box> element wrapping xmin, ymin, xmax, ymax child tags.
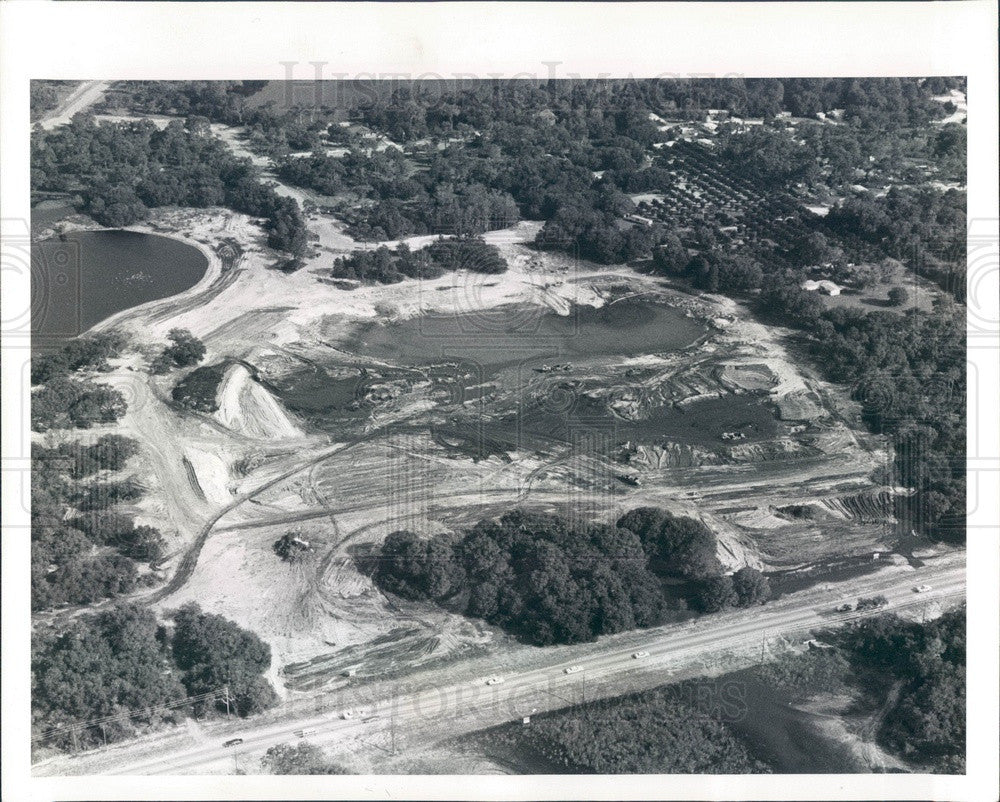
<box><xmin>39</xmin><ymin>80</ymin><xmax>110</xmax><ymax>130</ymax></box>
<box><xmin>37</xmin><ymin>555</ymin><xmax>963</xmax><ymax>776</ymax></box>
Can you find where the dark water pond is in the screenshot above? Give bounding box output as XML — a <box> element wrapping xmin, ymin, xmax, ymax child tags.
<box><xmin>473</xmin><ymin>393</ymin><xmax>779</xmax><ymax>455</ymax></box>
<box><xmin>273</xmin><ymin>300</ymin><xmax>777</xmax><ymax>452</ymax></box>
<box><xmin>705</xmin><ymin>671</ymin><xmax>869</xmax><ymax>773</ymax></box>
<box><xmin>345</xmin><ymin>299</ymin><xmax>706</xmax><ymax>370</ymax></box>
<box><xmin>268</xmin><ymin>366</ymin><xmax>372</xmax><ymax>418</ymax></box>
<box><xmin>31</xmin><ymin>229</ymin><xmax>208</xmax><ymax>349</ymax></box>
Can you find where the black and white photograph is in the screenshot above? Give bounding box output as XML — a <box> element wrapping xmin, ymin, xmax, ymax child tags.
<box><xmin>2</xmin><ymin>2</ymin><xmax>997</xmax><ymax>800</ymax></box>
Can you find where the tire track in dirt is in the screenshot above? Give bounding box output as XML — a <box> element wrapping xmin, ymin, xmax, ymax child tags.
<box><xmin>147</xmin><ymin>439</ymin><xmax>368</xmax><ymax>605</ymax></box>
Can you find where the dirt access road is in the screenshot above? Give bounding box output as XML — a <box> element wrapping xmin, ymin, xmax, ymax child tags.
<box><xmin>35</xmin><ymin>553</ymin><xmax>963</xmax><ymax>776</ymax></box>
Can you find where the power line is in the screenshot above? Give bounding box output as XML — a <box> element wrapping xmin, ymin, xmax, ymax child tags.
<box><xmin>32</xmin><ymin>687</ymin><xmax>229</xmax><ymax>743</ymax></box>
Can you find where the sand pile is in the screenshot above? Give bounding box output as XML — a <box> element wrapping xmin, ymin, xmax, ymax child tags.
<box><xmin>214</xmin><ymin>363</ymin><xmax>303</xmax><ymax>440</ymax></box>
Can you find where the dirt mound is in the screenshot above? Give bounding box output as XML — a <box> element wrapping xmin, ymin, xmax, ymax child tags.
<box><xmin>822</xmin><ymin>491</ymin><xmax>895</xmax><ymax>524</ymax></box>
<box><xmin>776</xmin><ymin>391</ymin><xmax>825</xmax><ymax>421</ymax></box>
<box><xmin>214</xmin><ymin>364</ymin><xmax>304</xmax><ymax>440</ymax></box>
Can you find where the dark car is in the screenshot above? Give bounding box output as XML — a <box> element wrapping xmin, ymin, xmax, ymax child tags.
<box><xmin>223</xmin><ymin>738</ymin><xmax>244</xmax><ymax>748</ymax></box>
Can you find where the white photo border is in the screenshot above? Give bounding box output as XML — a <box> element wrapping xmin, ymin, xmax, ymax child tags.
<box><xmin>2</xmin><ymin>2</ymin><xmax>997</xmax><ymax>800</ymax></box>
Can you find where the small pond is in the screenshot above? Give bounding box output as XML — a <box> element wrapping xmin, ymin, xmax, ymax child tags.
<box><xmin>31</xmin><ymin>229</ymin><xmax>208</xmax><ymax>349</ymax></box>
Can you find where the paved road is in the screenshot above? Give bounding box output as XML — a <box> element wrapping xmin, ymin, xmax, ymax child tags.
<box><xmin>41</xmin><ymin>557</ymin><xmax>963</xmax><ymax>776</ymax></box>
<box><xmin>39</xmin><ymin>81</ymin><xmax>110</xmax><ymax>130</ymax></box>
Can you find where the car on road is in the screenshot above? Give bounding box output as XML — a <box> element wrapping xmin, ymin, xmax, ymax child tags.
<box><xmin>485</xmin><ymin>676</ymin><xmax>505</xmax><ymax>686</ymax></box>
<box><xmin>294</xmin><ymin>729</ymin><xmax>317</xmax><ymax>738</ymax></box>
<box><xmin>835</xmin><ymin>603</ymin><xmax>853</xmax><ymax>612</ymax></box>
<box><xmin>223</xmin><ymin>738</ymin><xmax>243</xmax><ymax>747</ymax></box>
<box><xmin>564</xmin><ymin>665</ymin><xmax>583</xmax><ymax>674</ymax></box>
<box><xmin>914</xmin><ymin>584</ymin><xmax>933</xmax><ymax>593</ymax></box>
<box><xmin>631</xmin><ymin>651</ymin><xmax>650</xmax><ymax>659</ymax></box>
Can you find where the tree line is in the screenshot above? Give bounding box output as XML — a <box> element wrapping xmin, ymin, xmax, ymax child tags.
<box><xmin>31</xmin><ymin>433</ymin><xmax>163</xmax><ymax>610</ymax></box>
<box><xmin>756</xmin><ymin>289</ymin><xmax>965</xmax><ymax>542</ymax></box>
<box><xmin>31</xmin><ymin>331</ymin><xmax>162</xmax><ymax>609</ymax></box>
<box><xmin>32</xmin><ymin>115</ymin><xmax>308</xmax><ymax>256</ymax></box>
<box><xmin>330</xmin><ymin>236</ymin><xmax>506</xmax><ymax>284</ymax></box>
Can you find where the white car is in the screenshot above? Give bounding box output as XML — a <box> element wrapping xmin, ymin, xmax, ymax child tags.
<box><xmin>914</xmin><ymin>584</ymin><xmax>933</xmax><ymax>593</ymax></box>
<box><xmin>564</xmin><ymin>665</ymin><xmax>583</xmax><ymax>674</ymax></box>
<box><xmin>631</xmin><ymin>651</ymin><xmax>650</xmax><ymax>659</ymax></box>
<box><xmin>835</xmin><ymin>603</ymin><xmax>853</xmax><ymax>613</ymax></box>
<box><xmin>485</xmin><ymin>676</ymin><xmax>505</xmax><ymax>686</ymax></box>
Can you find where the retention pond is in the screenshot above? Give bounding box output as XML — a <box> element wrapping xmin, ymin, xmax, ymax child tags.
<box><xmin>31</xmin><ymin>229</ymin><xmax>208</xmax><ymax>348</ymax></box>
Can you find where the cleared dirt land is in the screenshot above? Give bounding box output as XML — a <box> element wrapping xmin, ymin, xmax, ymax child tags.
<box><xmin>50</xmin><ymin>194</ymin><xmax>910</xmax><ymax>678</ymax></box>
<box><xmin>32</xmin><ymin>117</ymin><xmax>962</xmax><ymax>773</ymax></box>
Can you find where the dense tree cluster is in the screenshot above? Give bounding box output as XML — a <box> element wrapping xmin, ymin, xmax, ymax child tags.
<box><xmin>32</xmin><ymin>604</ymin><xmax>187</xmax><ymax>750</ymax></box>
<box><xmin>615</xmin><ymin>507</ymin><xmax>722</xmax><ymax>580</ymax></box>
<box><xmin>422</xmin><ymin>236</ymin><xmax>508</xmax><ymax>274</ymax></box>
<box><xmin>823</xmin><ymin>187</ymin><xmax>967</xmax><ymax>301</ymax></box>
<box><xmin>31</xmin><ymin>334</ymin><xmax>130</xmax><ymax>433</ymax></box>
<box><xmin>717</xmin><ymin>125</ymin><xmax>818</xmax><ymax>186</ymax></box>
<box><xmin>373</xmin><ymin>508</ymin><xmax>766</xmax><ymax>645</ymax></box>
<box><xmin>35</xmin><ymin>434</ymin><xmax>139</xmax><ymax>479</ymax></box>
<box><xmin>153</xmin><ymin>328</ymin><xmax>207</xmax><ymax>374</ymax></box>
<box><xmin>835</xmin><ymin>607</ymin><xmax>965</xmax><ymax>770</ymax></box>
<box><xmin>376</xmin><ymin>511</ymin><xmax>667</xmax><ymax>645</ymax></box>
<box><xmin>331</xmin><ymin>237</ymin><xmax>506</xmax><ymax>284</ymax></box>
<box><xmin>536</xmin><ymin>203</ymin><xmax>657</xmax><ymax>265</ymax></box>
<box><xmin>695</xmin><ymin>567</ymin><xmax>772</xmax><ymax>612</ymax></box>
<box><xmin>30</xmin><ymin>80</ymin><xmax>72</xmax><ymax>121</ymax></box>
<box><xmin>32</xmin><ymin>602</ymin><xmax>279</xmax><ymax>751</ymax></box>
<box><xmin>97</xmin><ymin>81</ymin><xmax>266</xmax><ymax>124</ymax></box>
<box><xmin>171</xmin><ymin>603</ymin><xmax>278</xmax><ymax>716</ymax></box>
<box><xmin>31</xmin><ymin>377</ymin><xmax>128</xmax><ymax>432</ymax></box>
<box><xmin>615</xmin><ymin>508</ymin><xmax>770</xmax><ymax>612</ymax></box>
<box><xmin>31</xmin><ymin>115</ymin><xmax>307</xmax><ymax>255</ymax></box>
<box><xmin>488</xmin><ymin>682</ymin><xmax>769</xmax><ymax>773</ymax></box>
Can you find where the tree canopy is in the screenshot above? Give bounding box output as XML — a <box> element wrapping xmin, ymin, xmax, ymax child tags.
<box><xmin>373</xmin><ymin>508</ymin><xmax>758</xmax><ymax>645</ymax></box>
<box><xmin>170</xmin><ymin>603</ymin><xmax>278</xmax><ymax>716</ymax></box>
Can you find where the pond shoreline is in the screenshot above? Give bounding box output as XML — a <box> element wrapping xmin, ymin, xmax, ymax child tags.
<box><xmin>31</xmin><ymin>215</ymin><xmax>219</xmax><ymax>345</ymax></box>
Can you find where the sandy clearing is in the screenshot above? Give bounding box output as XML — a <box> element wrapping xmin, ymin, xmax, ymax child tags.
<box><xmin>35</xmin><ymin>111</ymin><xmax>916</xmax><ymax>710</ymax></box>
<box><xmin>183</xmin><ymin>447</ymin><xmax>235</xmax><ymax>506</ymax></box>
<box><xmin>214</xmin><ymin>363</ymin><xmax>304</xmax><ymax>440</ymax></box>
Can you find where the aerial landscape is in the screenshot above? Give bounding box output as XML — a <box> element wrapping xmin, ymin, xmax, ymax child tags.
<box><xmin>28</xmin><ymin>77</ymin><xmax>967</xmax><ymax>776</ymax></box>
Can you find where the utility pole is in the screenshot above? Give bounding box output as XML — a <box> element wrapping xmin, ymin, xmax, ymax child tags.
<box><xmin>223</xmin><ymin>685</ymin><xmax>231</xmax><ymax>717</ymax></box>
<box><xmin>99</xmin><ymin>724</ymin><xmax>107</xmax><ymax>748</ymax></box>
